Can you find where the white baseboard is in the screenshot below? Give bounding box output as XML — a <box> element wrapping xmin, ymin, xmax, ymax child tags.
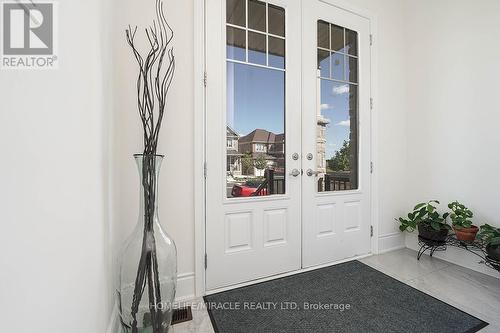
<box><xmin>175</xmin><ymin>272</ymin><xmax>196</xmax><ymax>301</ymax></box>
<box><xmin>405</xmin><ymin>233</ymin><xmax>500</xmax><ymax>279</ymax></box>
<box><xmin>378</xmin><ymin>232</ymin><xmax>405</xmax><ymax>254</ymax></box>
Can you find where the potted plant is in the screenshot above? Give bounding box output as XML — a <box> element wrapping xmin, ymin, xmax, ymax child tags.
<box><xmin>478</xmin><ymin>224</ymin><xmax>500</xmax><ymax>262</ymax></box>
<box><xmin>397</xmin><ymin>200</ymin><xmax>451</xmax><ymax>243</ymax></box>
<box><xmin>448</xmin><ymin>201</ymin><xmax>478</xmax><ymax>242</ymax></box>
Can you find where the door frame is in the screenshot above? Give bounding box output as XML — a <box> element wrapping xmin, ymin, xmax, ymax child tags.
<box><xmin>194</xmin><ymin>0</ymin><xmax>379</xmax><ymax>297</ymax></box>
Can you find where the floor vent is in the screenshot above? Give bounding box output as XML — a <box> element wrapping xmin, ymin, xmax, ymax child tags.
<box><xmin>171</xmin><ymin>306</ymin><xmax>193</xmax><ymax>325</ymax></box>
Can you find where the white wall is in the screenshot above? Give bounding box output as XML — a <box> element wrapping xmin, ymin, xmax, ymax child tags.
<box><xmin>111</xmin><ymin>0</ymin><xmax>196</xmax><ymax>303</ymax></box>
<box><xmin>1</xmin><ymin>1</ymin><xmax>499</xmax><ymax>331</ymax></box>
<box><xmin>404</xmin><ymin>0</ymin><xmax>500</xmax><ymax>276</ymax></box>
<box><xmin>0</xmin><ymin>1</ymin><xmax>113</xmax><ymax>332</ymax></box>
<box><xmin>343</xmin><ymin>0</ymin><xmax>410</xmax><ymax>252</ymax></box>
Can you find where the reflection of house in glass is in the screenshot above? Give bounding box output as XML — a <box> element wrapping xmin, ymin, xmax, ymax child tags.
<box><xmin>226</xmin><ymin>126</ymin><xmax>242</xmax><ymax>176</ymax></box>
<box><xmin>316</xmin><ymin>79</ymin><xmax>358</xmax><ymax>192</ymax></box>
<box><xmin>238</xmin><ymin>129</ymin><xmax>285</xmax><ymax>176</ymax></box>
<box><xmin>317</xmin><ymin>111</ymin><xmax>330</xmax><ymax>175</ymax></box>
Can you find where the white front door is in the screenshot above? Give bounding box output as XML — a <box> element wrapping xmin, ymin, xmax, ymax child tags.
<box><xmin>301</xmin><ymin>1</ymin><xmax>372</xmax><ymax>267</ymax></box>
<box><xmin>205</xmin><ymin>0</ymin><xmax>303</xmax><ymax>291</ymax></box>
<box><xmin>205</xmin><ymin>0</ymin><xmax>372</xmax><ymax>291</ymax></box>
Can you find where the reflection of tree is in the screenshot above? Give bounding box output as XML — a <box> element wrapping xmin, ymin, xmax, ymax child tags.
<box><xmin>348</xmin><ymin>85</ymin><xmax>358</xmax><ymax>188</ymax></box>
<box><xmin>328</xmin><ymin>140</ymin><xmax>350</xmax><ymax>171</ymax></box>
<box><xmin>254</xmin><ymin>154</ymin><xmax>268</xmax><ymax>171</ymax></box>
<box><xmin>241</xmin><ymin>153</ymin><xmax>254</xmax><ymax>174</ymax></box>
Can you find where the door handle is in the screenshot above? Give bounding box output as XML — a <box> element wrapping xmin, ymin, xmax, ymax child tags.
<box><xmin>289</xmin><ymin>169</ymin><xmax>301</xmax><ymax>177</ymax></box>
<box><xmin>306</xmin><ymin>169</ymin><xmax>321</xmax><ymax>177</ymax></box>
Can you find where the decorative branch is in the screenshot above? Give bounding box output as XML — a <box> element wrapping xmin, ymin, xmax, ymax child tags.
<box><xmin>125</xmin><ymin>0</ymin><xmax>175</xmax><ymax>331</ymax></box>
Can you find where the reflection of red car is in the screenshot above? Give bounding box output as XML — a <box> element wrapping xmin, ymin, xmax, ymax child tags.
<box><xmin>231</xmin><ymin>180</ymin><xmax>268</xmax><ymax>197</ymax></box>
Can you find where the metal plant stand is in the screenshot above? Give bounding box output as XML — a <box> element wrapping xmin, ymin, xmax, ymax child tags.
<box><xmin>417</xmin><ymin>236</ymin><xmax>446</xmax><ymax>260</ymax></box>
<box><xmin>417</xmin><ymin>235</ymin><xmax>500</xmax><ymax>274</ymax></box>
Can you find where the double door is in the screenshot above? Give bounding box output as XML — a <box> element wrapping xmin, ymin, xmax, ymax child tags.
<box><xmin>205</xmin><ymin>0</ymin><xmax>372</xmax><ymax>291</ymax></box>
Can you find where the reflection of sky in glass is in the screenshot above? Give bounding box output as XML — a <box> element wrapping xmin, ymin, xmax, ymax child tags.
<box><xmin>269</xmin><ymin>53</ymin><xmax>284</xmax><ymax>69</ymax></box>
<box><xmin>318</xmin><ymin>50</ymin><xmax>330</xmax><ymax>77</ymax></box>
<box><xmin>320</xmin><ymin>79</ymin><xmax>352</xmax><ymax>159</ymax></box>
<box><xmin>227</xmin><ymin>45</ymin><xmax>245</xmax><ymax>61</ymax></box>
<box><xmin>227</xmin><ymin>61</ymin><xmax>285</xmax><ymax>136</ymax></box>
<box><xmin>249</xmin><ymin>49</ymin><xmax>266</xmax><ymax>65</ymax></box>
<box><xmin>331</xmin><ymin>53</ymin><xmax>344</xmax><ymax>80</ymax></box>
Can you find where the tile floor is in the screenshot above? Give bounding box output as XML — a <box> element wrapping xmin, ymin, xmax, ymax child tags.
<box><xmin>172</xmin><ymin>248</ymin><xmax>500</xmax><ymax>333</ymax></box>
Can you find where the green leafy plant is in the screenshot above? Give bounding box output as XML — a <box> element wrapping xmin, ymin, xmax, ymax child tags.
<box><xmin>254</xmin><ymin>153</ymin><xmax>268</xmax><ymax>171</ymax></box>
<box><xmin>396</xmin><ymin>200</ymin><xmax>451</xmax><ymax>232</ymax></box>
<box><xmin>328</xmin><ymin>140</ymin><xmax>350</xmax><ymax>172</ymax></box>
<box><xmin>241</xmin><ymin>153</ymin><xmax>254</xmax><ymax>174</ymax></box>
<box><xmin>448</xmin><ymin>201</ymin><xmax>473</xmax><ymax>229</ymax></box>
<box><xmin>478</xmin><ymin>224</ymin><xmax>500</xmax><ymax>246</ymax></box>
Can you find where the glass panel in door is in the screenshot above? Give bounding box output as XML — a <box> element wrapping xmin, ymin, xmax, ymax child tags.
<box><xmin>226</xmin><ymin>0</ymin><xmax>286</xmax><ymax>198</ymax></box>
<box><xmin>316</xmin><ymin>20</ymin><xmax>359</xmax><ymax>192</ymax></box>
